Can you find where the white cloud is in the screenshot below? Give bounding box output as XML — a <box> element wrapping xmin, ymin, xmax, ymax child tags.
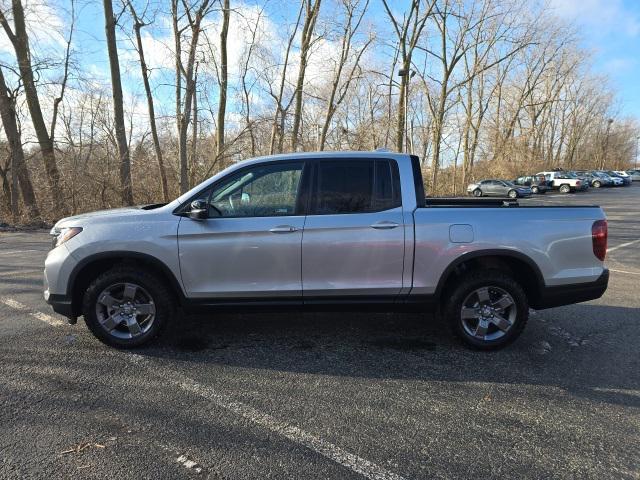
<box><xmin>0</xmin><ymin>0</ymin><xmax>68</xmax><ymax>55</ymax></box>
<box><xmin>549</xmin><ymin>0</ymin><xmax>640</xmax><ymax>37</ymax></box>
<box><xmin>603</xmin><ymin>57</ymin><xmax>637</xmax><ymax>74</ymax></box>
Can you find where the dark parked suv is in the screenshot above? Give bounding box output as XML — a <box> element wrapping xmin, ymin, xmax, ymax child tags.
<box><xmin>513</xmin><ymin>175</ymin><xmax>549</xmax><ymax>194</ymax></box>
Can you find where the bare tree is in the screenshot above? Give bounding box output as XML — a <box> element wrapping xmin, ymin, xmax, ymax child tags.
<box><xmin>268</xmin><ymin>2</ymin><xmax>304</xmax><ymax>154</ymax></box>
<box><xmin>290</xmin><ymin>0</ymin><xmax>322</xmax><ymax>151</ymax></box>
<box><xmin>0</xmin><ymin>65</ymin><xmax>39</xmax><ymax>217</ymax></box>
<box><xmin>238</xmin><ymin>3</ymin><xmax>265</xmax><ymax>157</ymax></box>
<box><xmin>216</xmin><ymin>0</ymin><xmax>230</xmax><ymax>159</ymax></box>
<box><xmin>127</xmin><ymin>1</ymin><xmax>169</xmax><ymax>202</ymax></box>
<box><xmin>173</xmin><ymin>0</ymin><xmax>213</xmax><ymax>193</ymax></box>
<box><xmin>0</xmin><ymin>0</ymin><xmax>70</xmax><ymax>213</ymax></box>
<box><xmin>103</xmin><ymin>0</ymin><xmax>133</xmax><ymax>205</ymax></box>
<box><xmin>318</xmin><ymin>0</ymin><xmax>372</xmax><ymax>150</ymax></box>
<box><xmin>382</xmin><ymin>0</ymin><xmax>436</xmax><ymax>153</ymax></box>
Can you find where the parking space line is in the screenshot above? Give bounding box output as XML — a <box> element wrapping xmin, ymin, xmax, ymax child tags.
<box><xmin>607</xmin><ymin>239</ymin><xmax>640</xmax><ymax>253</ymax></box>
<box><xmin>126</xmin><ymin>354</ymin><xmax>408</xmax><ymax>480</ymax></box>
<box><xmin>610</xmin><ymin>268</ymin><xmax>640</xmax><ymax>276</ymax></box>
<box><xmin>0</xmin><ymin>249</ymin><xmax>46</xmax><ymax>255</ymax></box>
<box><xmin>0</xmin><ymin>297</ymin><xmax>65</xmax><ymax>326</ymax></box>
<box><xmin>0</xmin><ymin>269</ymin><xmax>42</xmax><ymax>276</ymax></box>
<box><xmin>180</xmin><ymin>378</ymin><xmax>408</xmax><ymax>480</ymax></box>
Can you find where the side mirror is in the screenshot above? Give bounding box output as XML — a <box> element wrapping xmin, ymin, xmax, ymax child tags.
<box><xmin>188</xmin><ymin>200</ymin><xmax>208</xmax><ymax>220</ymax></box>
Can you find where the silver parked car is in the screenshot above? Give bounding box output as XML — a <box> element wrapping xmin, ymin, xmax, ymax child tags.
<box><xmin>467</xmin><ymin>179</ymin><xmax>532</xmax><ymax>198</ymax></box>
<box><xmin>626</xmin><ymin>170</ymin><xmax>640</xmax><ymax>181</ymax></box>
<box><xmin>45</xmin><ymin>152</ymin><xmax>608</xmax><ymax>350</ymax></box>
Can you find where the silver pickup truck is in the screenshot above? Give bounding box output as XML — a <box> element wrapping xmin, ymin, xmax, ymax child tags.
<box><xmin>44</xmin><ymin>151</ymin><xmax>609</xmax><ymax>349</ymax></box>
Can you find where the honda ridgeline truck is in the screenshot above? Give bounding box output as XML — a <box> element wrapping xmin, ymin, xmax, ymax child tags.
<box><xmin>44</xmin><ymin>152</ymin><xmax>609</xmax><ymax>350</ymax></box>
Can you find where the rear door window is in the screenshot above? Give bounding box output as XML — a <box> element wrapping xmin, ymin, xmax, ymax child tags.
<box><xmin>313</xmin><ymin>159</ymin><xmax>401</xmax><ymax>214</ymax></box>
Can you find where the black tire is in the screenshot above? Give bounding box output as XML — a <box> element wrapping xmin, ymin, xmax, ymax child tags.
<box><xmin>593</xmin><ymin>180</ymin><xmax>601</xmax><ymax>188</ymax></box>
<box><xmin>443</xmin><ymin>270</ymin><xmax>529</xmax><ymax>350</ymax></box>
<box><xmin>559</xmin><ymin>184</ymin><xmax>571</xmax><ymax>194</ymax></box>
<box><xmin>531</xmin><ymin>186</ymin><xmax>539</xmax><ymax>194</ymax></box>
<box><xmin>508</xmin><ymin>189</ymin><xmax>518</xmax><ymax>199</ymax></box>
<box><xmin>82</xmin><ymin>266</ymin><xmax>175</xmax><ymax>348</ymax></box>
<box><xmin>473</xmin><ymin>189</ymin><xmax>482</xmax><ymax>197</ymax></box>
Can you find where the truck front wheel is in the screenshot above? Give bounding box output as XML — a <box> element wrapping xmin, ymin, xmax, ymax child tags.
<box><xmin>443</xmin><ymin>270</ymin><xmax>529</xmax><ymax>350</ymax></box>
<box><xmin>82</xmin><ymin>266</ymin><xmax>175</xmax><ymax>348</ymax></box>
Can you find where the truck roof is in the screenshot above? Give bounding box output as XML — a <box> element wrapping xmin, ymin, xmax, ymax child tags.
<box><xmin>237</xmin><ymin>150</ymin><xmax>410</xmax><ymax>165</ymax></box>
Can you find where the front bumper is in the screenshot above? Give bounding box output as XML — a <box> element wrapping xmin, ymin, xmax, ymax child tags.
<box><xmin>532</xmin><ymin>269</ymin><xmax>609</xmax><ymax>310</ymax></box>
<box><xmin>43</xmin><ymin>244</ymin><xmax>79</xmax><ymax>321</ymax></box>
<box><xmin>45</xmin><ymin>292</ymin><xmax>74</xmax><ymax>319</ymax></box>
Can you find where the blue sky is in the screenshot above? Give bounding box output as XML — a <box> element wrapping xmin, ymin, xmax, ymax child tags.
<box><xmin>549</xmin><ymin>0</ymin><xmax>640</xmax><ymax>118</ymax></box>
<box><xmin>72</xmin><ymin>0</ymin><xmax>639</xmax><ymax>120</ymax></box>
<box><xmin>2</xmin><ymin>0</ymin><xmax>639</xmax><ymax>123</ymax></box>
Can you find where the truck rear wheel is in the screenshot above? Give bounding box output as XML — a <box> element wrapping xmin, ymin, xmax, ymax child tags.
<box><xmin>559</xmin><ymin>184</ymin><xmax>571</xmax><ymax>194</ymax></box>
<box><xmin>443</xmin><ymin>270</ymin><xmax>529</xmax><ymax>350</ymax></box>
<box><xmin>82</xmin><ymin>266</ymin><xmax>174</xmax><ymax>348</ymax></box>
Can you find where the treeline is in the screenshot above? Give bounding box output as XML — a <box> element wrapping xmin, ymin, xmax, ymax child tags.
<box><xmin>0</xmin><ymin>0</ymin><xmax>638</xmax><ymax>221</ymax></box>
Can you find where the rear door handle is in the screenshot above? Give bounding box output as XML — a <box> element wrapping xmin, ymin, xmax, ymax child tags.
<box><xmin>370</xmin><ymin>221</ymin><xmax>400</xmax><ymax>230</ymax></box>
<box><xmin>269</xmin><ymin>225</ymin><xmax>298</xmax><ymax>233</ymax></box>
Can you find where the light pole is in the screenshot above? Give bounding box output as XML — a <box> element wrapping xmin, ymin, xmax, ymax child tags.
<box><xmin>602</xmin><ymin>118</ymin><xmax>614</xmax><ymax>169</ymax></box>
<box><xmin>398</xmin><ymin>68</ymin><xmax>415</xmax><ymax>153</ymax></box>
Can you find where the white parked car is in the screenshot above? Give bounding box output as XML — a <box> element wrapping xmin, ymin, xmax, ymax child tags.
<box><xmin>536</xmin><ymin>171</ymin><xmax>585</xmax><ymax>193</ymax></box>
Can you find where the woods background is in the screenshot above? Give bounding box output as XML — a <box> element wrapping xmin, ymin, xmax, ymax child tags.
<box><xmin>0</xmin><ymin>0</ymin><xmax>638</xmax><ymax>222</ymax></box>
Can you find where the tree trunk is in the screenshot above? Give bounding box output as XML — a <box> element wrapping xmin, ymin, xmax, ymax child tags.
<box><xmin>290</xmin><ymin>0</ymin><xmax>321</xmax><ymax>151</ymax></box>
<box><xmin>103</xmin><ymin>0</ymin><xmax>133</xmax><ymax>205</ymax></box>
<box><xmin>0</xmin><ymin>65</ymin><xmax>39</xmax><ymax>218</ymax></box>
<box><xmin>1</xmin><ymin>0</ymin><xmax>64</xmax><ymax>213</ymax></box>
<box><xmin>216</xmin><ymin>0</ymin><xmax>230</xmax><ymax>159</ymax></box>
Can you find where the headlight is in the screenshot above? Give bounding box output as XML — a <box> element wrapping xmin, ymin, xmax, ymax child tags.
<box><xmin>50</xmin><ymin>226</ymin><xmax>83</xmax><ymax>248</ymax></box>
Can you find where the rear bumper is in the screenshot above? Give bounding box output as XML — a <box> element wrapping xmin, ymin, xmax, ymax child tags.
<box><xmin>533</xmin><ymin>269</ymin><xmax>609</xmax><ymax>310</ymax></box>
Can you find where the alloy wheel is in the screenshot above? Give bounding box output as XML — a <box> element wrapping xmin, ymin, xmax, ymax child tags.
<box><xmin>95</xmin><ymin>282</ymin><xmax>156</xmax><ymax>339</ymax></box>
<box><xmin>460</xmin><ymin>286</ymin><xmax>516</xmax><ymax>341</ymax></box>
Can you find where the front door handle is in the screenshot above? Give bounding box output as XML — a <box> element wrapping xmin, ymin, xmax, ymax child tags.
<box><xmin>269</xmin><ymin>225</ymin><xmax>298</xmax><ymax>233</ymax></box>
<box><xmin>370</xmin><ymin>221</ymin><xmax>400</xmax><ymax>230</ymax></box>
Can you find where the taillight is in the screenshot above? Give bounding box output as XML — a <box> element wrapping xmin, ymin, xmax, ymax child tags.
<box><xmin>576</xmin><ymin>180</ymin><xmax>581</xmax><ymax>185</ymax></box>
<box><xmin>592</xmin><ymin>220</ymin><xmax>608</xmax><ymax>261</ymax></box>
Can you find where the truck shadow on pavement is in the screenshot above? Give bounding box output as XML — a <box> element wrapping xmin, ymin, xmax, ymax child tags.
<box><xmin>136</xmin><ymin>303</ymin><xmax>640</xmax><ymax>410</ymax></box>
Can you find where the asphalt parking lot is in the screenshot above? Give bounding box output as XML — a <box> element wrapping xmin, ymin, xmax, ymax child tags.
<box><xmin>1</xmin><ymin>185</ymin><xmax>639</xmax><ymax>479</ymax></box>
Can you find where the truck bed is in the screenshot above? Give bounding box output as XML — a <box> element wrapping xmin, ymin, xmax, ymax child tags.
<box><xmin>422</xmin><ymin>197</ymin><xmax>598</xmax><ymax>208</ymax></box>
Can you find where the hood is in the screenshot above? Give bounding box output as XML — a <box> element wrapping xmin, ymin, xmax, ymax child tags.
<box><xmin>54</xmin><ymin>205</ymin><xmax>162</xmax><ymax>227</ymax></box>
